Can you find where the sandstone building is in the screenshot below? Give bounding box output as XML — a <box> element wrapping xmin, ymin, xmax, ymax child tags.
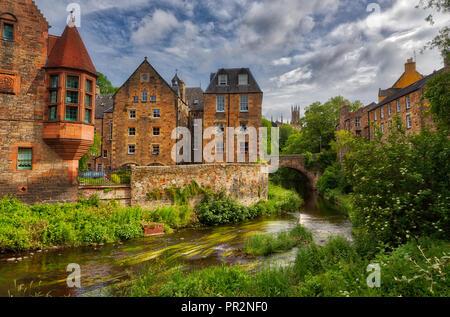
<box><xmin>203</xmin><ymin>68</ymin><xmax>263</xmax><ymax>163</ymax></box>
<box><xmin>90</xmin><ymin>58</ymin><xmax>191</xmax><ymax>171</ymax></box>
<box><xmin>0</xmin><ymin>0</ymin><xmax>96</xmax><ymax>203</ymax></box>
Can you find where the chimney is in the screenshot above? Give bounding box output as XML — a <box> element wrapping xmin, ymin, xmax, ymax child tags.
<box><xmin>405</xmin><ymin>58</ymin><xmax>416</xmax><ymax>75</ymax></box>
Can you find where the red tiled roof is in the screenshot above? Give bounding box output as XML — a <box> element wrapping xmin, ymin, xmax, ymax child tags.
<box><xmin>47</xmin><ymin>25</ymin><xmax>97</xmax><ymax>76</ymax></box>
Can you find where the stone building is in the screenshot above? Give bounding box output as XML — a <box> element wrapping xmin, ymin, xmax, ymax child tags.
<box><xmin>0</xmin><ymin>0</ymin><xmax>96</xmax><ymax>204</ymax></box>
<box><xmin>90</xmin><ymin>58</ymin><xmax>190</xmax><ymax>170</ymax></box>
<box><xmin>203</xmin><ymin>68</ymin><xmax>263</xmax><ymax>163</ymax></box>
<box><xmin>368</xmin><ymin>58</ymin><xmax>447</xmax><ymax>138</ymax></box>
<box><xmin>336</xmin><ymin>102</ymin><xmax>375</xmax><ymax>139</ymax></box>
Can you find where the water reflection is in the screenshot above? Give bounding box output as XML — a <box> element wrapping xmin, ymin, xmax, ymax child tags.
<box><xmin>0</xmin><ymin>196</ymin><xmax>351</xmax><ymax>297</ymax></box>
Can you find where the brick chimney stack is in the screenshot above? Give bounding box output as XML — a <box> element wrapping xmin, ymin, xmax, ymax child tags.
<box><xmin>405</xmin><ymin>58</ymin><xmax>416</xmax><ymax>75</ymax></box>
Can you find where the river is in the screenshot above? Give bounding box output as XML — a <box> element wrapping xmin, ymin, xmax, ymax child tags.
<box><xmin>0</xmin><ymin>196</ymin><xmax>351</xmax><ymax>297</ymax></box>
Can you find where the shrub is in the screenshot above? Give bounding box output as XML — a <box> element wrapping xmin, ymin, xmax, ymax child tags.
<box><xmin>316</xmin><ymin>162</ymin><xmax>351</xmax><ymax>195</ymax></box>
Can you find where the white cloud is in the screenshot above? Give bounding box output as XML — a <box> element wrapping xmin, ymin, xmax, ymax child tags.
<box><xmin>131</xmin><ymin>10</ymin><xmax>180</xmax><ymax>45</ymax></box>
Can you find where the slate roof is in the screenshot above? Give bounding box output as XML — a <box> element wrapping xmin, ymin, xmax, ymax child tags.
<box><xmin>205</xmin><ymin>68</ymin><xmax>262</xmax><ymax>94</ymax></box>
<box><xmin>46</xmin><ymin>25</ymin><xmax>97</xmax><ymax>76</ymax></box>
<box><xmin>185</xmin><ymin>87</ymin><xmax>204</xmax><ymax>111</ymax></box>
<box><xmin>370</xmin><ymin>69</ymin><xmax>444</xmax><ymax>111</ymax></box>
<box><xmin>95</xmin><ymin>95</ymin><xmax>114</xmax><ymax>119</ymax></box>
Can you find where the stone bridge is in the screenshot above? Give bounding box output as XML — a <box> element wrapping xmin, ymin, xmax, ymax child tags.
<box><xmin>278</xmin><ymin>155</ymin><xmax>321</xmax><ymax>190</ymax></box>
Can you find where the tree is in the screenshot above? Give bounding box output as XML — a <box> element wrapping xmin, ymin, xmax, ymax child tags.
<box><xmin>283</xmin><ymin>96</ymin><xmax>363</xmax><ymax>154</ymax></box>
<box><xmin>279</xmin><ymin>124</ymin><xmax>298</xmax><ymax>151</ymax></box>
<box><xmin>417</xmin><ymin>0</ymin><xmax>450</xmax><ymax>60</ymax></box>
<box><xmin>424</xmin><ymin>71</ymin><xmax>450</xmax><ymax>129</ymax></box>
<box><xmin>97</xmin><ymin>72</ymin><xmax>119</xmax><ymax>95</ymax></box>
<box><xmin>79</xmin><ymin>133</ymin><xmax>102</xmax><ymax>172</ymax></box>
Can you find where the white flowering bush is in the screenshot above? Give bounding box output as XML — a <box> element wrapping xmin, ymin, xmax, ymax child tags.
<box><xmin>339</xmin><ymin>122</ymin><xmax>449</xmax><ymax>253</ymax></box>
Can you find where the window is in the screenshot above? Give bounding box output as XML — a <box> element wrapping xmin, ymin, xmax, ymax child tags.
<box><xmin>18</xmin><ymin>148</ymin><xmax>32</xmax><ymax>170</ymax></box>
<box><xmin>355</xmin><ymin>117</ymin><xmax>361</xmax><ymax>127</ymax></box>
<box><xmin>153</xmin><ymin>127</ymin><xmax>160</xmax><ymax>136</ymax></box>
<box><xmin>65</xmin><ymin>106</ymin><xmax>78</xmax><ymax>121</ymax></box>
<box><xmin>240</xmin><ymin>124</ymin><xmax>248</xmax><ymax>133</ymax></box>
<box><xmin>380</xmin><ymin>107</ymin><xmax>384</xmax><ymax>119</ymax></box>
<box><xmin>388</xmin><ymin>104</ymin><xmax>391</xmax><ymax>117</ymax></box>
<box><xmin>215</xmin><ymin>123</ymin><xmax>225</xmax><ymax>134</ymax></box>
<box><xmin>103</xmin><ymin>150</ymin><xmax>107</xmax><ymax>158</ymax></box>
<box><xmin>3</xmin><ymin>23</ymin><xmax>14</xmax><ymax>40</ymax></box>
<box><xmin>216</xmin><ymin>96</ymin><xmax>225</xmax><ymax>112</ymax></box>
<box><xmin>98</xmin><ymin>164</ymin><xmax>103</xmax><ymax>172</ymax></box>
<box><xmin>142</xmin><ymin>91</ymin><xmax>148</xmax><ymax>102</ymax></box>
<box><xmin>381</xmin><ymin>123</ymin><xmax>385</xmax><ymax>133</ymax></box>
<box><xmin>406</xmin><ymin>115</ymin><xmax>412</xmax><ymax>129</ymax></box>
<box><xmin>128</xmin><ymin>127</ymin><xmax>136</xmax><ymax>136</ymax></box>
<box><xmin>374</xmin><ymin>111</ymin><xmax>377</xmax><ymax>121</ymax></box>
<box><xmin>240</xmin><ymin>95</ymin><xmax>249</xmax><ymax>112</ymax></box>
<box><xmin>150</xmin><ymin>95</ymin><xmax>156</xmax><ymax>103</ymax></box>
<box><xmin>86</xmin><ymin>80</ymin><xmax>92</xmax><ymax>93</ymax></box>
<box><xmin>66</xmin><ymin>76</ymin><xmax>79</xmax><ymax>89</ymax></box>
<box><xmin>153</xmin><ymin>109</ymin><xmax>161</xmax><ymax>118</ymax></box>
<box><xmin>238</xmin><ymin>74</ymin><xmax>248</xmax><ymax>85</ymax></box>
<box><xmin>193</xmin><ymin>99</ymin><xmax>199</xmax><ymax>105</ymax></box>
<box><xmin>142</xmin><ymin>74</ymin><xmax>148</xmax><ymax>82</ymax></box>
<box><xmin>49</xmin><ymin>106</ymin><xmax>57</xmax><ymax>121</ymax></box>
<box><xmin>50</xmin><ymin>75</ymin><xmax>59</xmax><ymax>88</ymax></box>
<box><xmin>240</xmin><ymin>142</ymin><xmax>249</xmax><ymax>154</ymax></box>
<box><xmin>110</xmin><ymin>122</ymin><xmax>113</xmax><ymax>140</ymax></box>
<box><xmin>50</xmin><ymin>91</ymin><xmax>58</xmax><ymax>103</ymax></box>
<box><xmin>406</xmin><ymin>96</ymin><xmax>411</xmax><ymax>109</ymax></box>
<box><xmin>152</xmin><ymin>145</ymin><xmax>160</xmax><ymax>155</ymax></box>
<box><xmin>216</xmin><ymin>142</ymin><xmax>224</xmax><ymax>154</ymax></box>
<box><xmin>66</xmin><ymin>91</ymin><xmax>78</xmax><ymax>104</ymax></box>
<box><xmin>218</xmin><ymin>74</ymin><xmax>227</xmax><ymax>86</ymax></box>
<box><xmin>84</xmin><ymin>109</ymin><xmax>91</xmax><ymax>123</ymax></box>
<box><xmin>129</xmin><ymin>110</ymin><xmax>136</xmax><ymax>119</ymax></box>
<box><xmin>128</xmin><ymin>145</ymin><xmax>135</xmax><ymax>155</ymax></box>
<box><xmin>133</xmin><ymin>96</ymin><xmax>139</xmax><ymax>103</ymax></box>
<box><xmin>85</xmin><ymin>94</ymin><xmax>92</xmax><ymax>107</ymax></box>
<box><xmin>397</xmin><ymin>100</ymin><xmax>401</xmax><ymax>112</ymax></box>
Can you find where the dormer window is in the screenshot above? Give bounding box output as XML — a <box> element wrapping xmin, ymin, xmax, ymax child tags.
<box><xmin>2</xmin><ymin>23</ymin><xmax>14</xmax><ymax>40</ymax></box>
<box><xmin>193</xmin><ymin>99</ymin><xmax>199</xmax><ymax>105</ymax></box>
<box><xmin>218</xmin><ymin>74</ymin><xmax>227</xmax><ymax>86</ymax></box>
<box><xmin>238</xmin><ymin>74</ymin><xmax>248</xmax><ymax>85</ymax></box>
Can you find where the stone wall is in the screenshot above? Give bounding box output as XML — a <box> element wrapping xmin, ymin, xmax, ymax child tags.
<box><xmin>78</xmin><ymin>185</ymin><xmax>131</xmax><ymax>206</ymax></box>
<box><xmin>131</xmin><ymin>164</ymin><xmax>268</xmax><ymax>209</ymax></box>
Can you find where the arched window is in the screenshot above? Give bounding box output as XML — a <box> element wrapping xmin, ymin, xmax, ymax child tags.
<box><xmin>0</xmin><ymin>13</ymin><xmax>18</xmax><ymax>41</ymax></box>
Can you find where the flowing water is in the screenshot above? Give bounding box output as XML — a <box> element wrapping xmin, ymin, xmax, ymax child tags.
<box><xmin>0</xmin><ymin>195</ymin><xmax>351</xmax><ymax>297</ymax></box>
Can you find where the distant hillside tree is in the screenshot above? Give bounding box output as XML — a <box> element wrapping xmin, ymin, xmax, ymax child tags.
<box><xmin>97</xmin><ymin>72</ymin><xmax>119</xmax><ymax>95</ymax></box>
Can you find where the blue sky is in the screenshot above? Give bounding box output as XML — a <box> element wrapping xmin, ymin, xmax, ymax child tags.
<box><xmin>35</xmin><ymin>0</ymin><xmax>447</xmax><ymax>121</ymax></box>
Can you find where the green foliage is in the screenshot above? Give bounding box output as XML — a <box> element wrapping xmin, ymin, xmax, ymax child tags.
<box><xmin>79</xmin><ymin>133</ymin><xmax>102</xmax><ymax>172</ymax></box>
<box><xmin>424</xmin><ymin>71</ymin><xmax>450</xmax><ymax>129</ymax></box>
<box><xmin>283</xmin><ymin>97</ymin><xmax>362</xmax><ymax>154</ymax></box>
<box><xmin>269</xmin><ymin>168</ymin><xmax>310</xmax><ymax>197</ymax></box>
<box><xmin>340</xmin><ymin>127</ymin><xmax>450</xmax><ymax>251</ymax></box>
<box><xmin>97</xmin><ymin>72</ymin><xmax>119</xmax><ymax>95</ymax></box>
<box><xmin>147</xmin><ymin>188</ymin><xmax>163</xmax><ymax>201</ymax></box>
<box><xmin>143</xmin><ymin>205</ymin><xmax>194</xmax><ymax>229</ymax></box>
<box><xmin>316</xmin><ymin>162</ymin><xmax>351</xmax><ymax>196</ymax></box>
<box><xmin>261</xmin><ymin>118</ymin><xmax>274</xmax><ymax>154</ymax></box>
<box><xmin>279</xmin><ymin>124</ymin><xmax>299</xmax><ymax>150</ymax></box>
<box><xmin>196</xmin><ymin>183</ymin><xmax>303</xmax><ymax>226</ymax></box>
<box><xmin>244</xmin><ymin>224</ymin><xmax>312</xmax><ymax>256</ymax></box>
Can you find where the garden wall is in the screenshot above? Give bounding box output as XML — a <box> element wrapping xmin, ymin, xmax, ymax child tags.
<box><xmin>131</xmin><ymin>164</ymin><xmax>268</xmax><ymax>209</ymax></box>
<box><xmin>78</xmin><ymin>185</ymin><xmax>131</xmax><ymax>206</ymax></box>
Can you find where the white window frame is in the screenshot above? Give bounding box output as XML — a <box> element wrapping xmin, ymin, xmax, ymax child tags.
<box><xmin>218</xmin><ymin>74</ymin><xmax>227</xmax><ymax>86</ymax></box>
<box><xmin>153</xmin><ymin>109</ymin><xmax>161</xmax><ymax>118</ymax></box>
<box><xmin>128</xmin><ymin>127</ymin><xmax>136</xmax><ymax>136</ymax></box>
<box><xmin>238</xmin><ymin>74</ymin><xmax>248</xmax><ymax>86</ymax></box>
<box><xmin>355</xmin><ymin>117</ymin><xmax>361</xmax><ymax>127</ymax></box>
<box><xmin>142</xmin><ymin>91</ymin><xmax>148</xmax><ymax>102</ymax></box>
<box><xmin>397</xmin><ymin>100</ymin><xmax>401</xmax><ymax>112</ymax></box>
<box><xmin>153</xmin><ymin>127</ymin><xmax>160</xmax><ymax>136</ymax></box>
<box><xmin>103</xmin><ymin>150</ymin><xmax>107</xmax><ymax>158</ymax></box>
<box><xmin>216</xmin><ymin>96</ymin><xmax>225</xmax><ymax>112</ymax></box>
<box><xmin>240</xmin><ymin>95</ymin><xmax>249</xmax><ymax>112</ymax></box>
<box><xmin>388</xmin><ymin>104</ymin><xmax>391</xmax><ymax>117</ymax></box>
<box><xmin>129</xmin><ymin>110</ymin><xmax>136</xmax><ymax>119</ymax></box>
<box><xmin>406</xmin><ymin>96</ymin><xmax>411</xmax><ymax>109</ymax></box>
<box><xmin>380</xmin><ymin>107</ymin><xmax>384</xmax><ymax>119</ymax></box>
<box><xmin>128</xmin><ymin>145</ymin><xmax>135</xmax><ymax>155</ymax></box>
<box><xmin>406</xmin><ymin>115</ymin><xmax>412</xmax><ymax>129</ymax></box>
<box><xmin>381</xmin><ymin>123</ymin><xmax>385</xmax><ymax>133</ymax></box>
<box><xmin>374</xmin><ymin>111</ymin><xmax>377</xmax><ymax>121</ymax></box>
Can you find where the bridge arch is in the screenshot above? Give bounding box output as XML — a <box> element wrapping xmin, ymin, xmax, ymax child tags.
<box><xmin>278</xmin><ymin>155</ymin><xmax>321</xmax><ymax>190</ymax></box>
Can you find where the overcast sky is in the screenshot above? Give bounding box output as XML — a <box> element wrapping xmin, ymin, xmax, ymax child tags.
<box><xmin>35</xmin><ymin>0</ymin><xmax>448</xmax><ymax>121</ymax></box>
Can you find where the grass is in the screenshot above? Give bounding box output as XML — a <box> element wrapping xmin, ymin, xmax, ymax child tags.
<box><xmin>244</xmin><ymin>224</ymin><xmax>312</xmax><ymax>256</ymax></box>
<box><xmin>118</xmin><ymin>236</ymin><xmax>449</xmax><ymax>297</ymax></box>
<box><xmin>0</xmin><ymin>195</ymin><xmax>194</xmax><ymax>252</ymax></box>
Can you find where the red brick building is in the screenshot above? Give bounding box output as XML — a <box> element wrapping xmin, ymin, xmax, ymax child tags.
<box><xmin>0</xmin><ymin>0</ymin><xmax>96</xmax><ymax>203</ymax></box>
<box><xmin>203</xmin><ymin>68</ymin><xmax>263</xmax><ymax>163</ymax></box>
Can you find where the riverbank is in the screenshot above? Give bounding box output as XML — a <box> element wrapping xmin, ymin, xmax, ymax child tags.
<box><xmin>116</xmin><ymin>236</ymin><xmax>449</xmax><ymax>297</ymax></box>
<box><xmin>0</xmin><ymin>183</ymin><xmax>303</xmax><ymax>253</ymax></box>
